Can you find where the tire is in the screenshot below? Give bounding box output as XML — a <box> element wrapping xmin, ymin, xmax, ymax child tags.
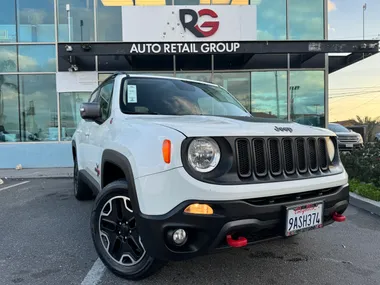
<box><xmin>73</xmin><ymin>157</ymin><xmax>93</xmax><ymax>201</ymax></box>
<box><xmin>90</xmin><ymin>179</ymin><xmax>165</xmax><ymax>280</ymax></box>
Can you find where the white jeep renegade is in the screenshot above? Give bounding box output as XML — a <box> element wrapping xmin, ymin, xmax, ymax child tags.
<box><xmin>72</xmin><ymin>72</ymin><xmax>349</xmax><ymax>280</ymax></box>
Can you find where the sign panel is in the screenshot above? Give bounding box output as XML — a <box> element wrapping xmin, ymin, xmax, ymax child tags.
<box><xmin>122</xmin><ymin>5</ymin><xmax>256</xmax><ymax>42</ymax></box>
<box><xmin>56</xmin><ymin>72</ymin><xmax>98</xmax><ymax>92</ymax></box>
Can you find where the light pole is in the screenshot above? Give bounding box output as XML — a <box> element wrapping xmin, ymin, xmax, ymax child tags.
<box><xmin>363</xmin><ymin>3</ymin><xmax>366</xmax><ymax>39</ymax></box>
<box><xmin>66</xmin><ymin>4</ymin><xmax>72</xmax><ymax>42</ymax></box>
<box><xmin>289</xmin><ymin>85</ymin><xmax>300</xmax><ymax>119</ymax></box>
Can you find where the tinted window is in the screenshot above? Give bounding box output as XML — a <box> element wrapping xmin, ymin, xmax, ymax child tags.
<box><xmin>120</xmin><ymin>77</ymin><xmax>250</xmax><ymax>117</ymax></box>
<box><xmin>99</xmin><ymin>80</ymin><xmax>114</xmax><ymax>121</ymax></box>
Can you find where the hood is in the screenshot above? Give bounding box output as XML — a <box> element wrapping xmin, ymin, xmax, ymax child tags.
<box><xmin>128</xmin><ymin>115</ymin><xmax>335</xmax><ymax>137</ymax></box>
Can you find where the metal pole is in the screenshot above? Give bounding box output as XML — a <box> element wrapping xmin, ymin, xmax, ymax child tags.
<box><xmin>363</xmin><ymin>3</ymin><xmax>366</xmax><ymax>39</ymax></box>
<box><xmin>275</xmin><ymin>71</ymin><xmax>280</xmax><ymax>118</ymax></box>
<box><xmin>66</xmin><ymin>4</ymin><xmax>71</xmax><ymax>42</ymax></box>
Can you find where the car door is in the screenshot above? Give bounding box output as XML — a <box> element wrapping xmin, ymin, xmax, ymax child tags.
<box><xmin>86</xmin><ymin>78</ymin><xmax>115</xmax><ymax>184</ymax></box>
<box><xmin>78</xmin><ymin>88</ymin><xmax>101</xmax><ymax>176</ymax></box>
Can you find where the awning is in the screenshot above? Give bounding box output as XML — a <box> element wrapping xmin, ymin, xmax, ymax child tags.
<box><xmin>57</xmin><ymin>40</ymin><xmax>379</xmax><ymax>73</ymax></box>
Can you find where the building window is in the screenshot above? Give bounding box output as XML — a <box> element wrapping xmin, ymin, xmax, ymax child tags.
<box><xmin>0</xmin><ymin>0</ymin><xmax>17</xmax><ymax>43</ymax></box>
<box><xmin>0</xmin><ymin>75</ymin><xmax>19</xmax><ymax>143</ymax></box>
<box><xmin>17</xmin><ymin>0</ymin><xmax>55</xmax><ymax>42</ymax></box>
<box><xmin>97</xmin><ymin>0</ymin><xmax>122</xmax><ymax>41</ymax></box>
<box><xmin>0</xmin><ymin>46</ymin><xmax>17</xmax><ymax>72</ymax></box>
<box><xmin>213</xmin><ymin>72</ymin><xmax>251</xmax><ymax>111</ymax></box>
<box><xmin>176</xmin><ymin>72</ymin><xmax>212</xmax><ymax>83</ymax></box>
<box><xmin>256</xmin><ymin>0</ymin><xmax>286</xmax><ymax>40</ymax></box>
<box><xmin>58</xmin><ymin>0</ymin><xmax>95</xmax><ymax>42</ymax></box>
<box><xmin>288</xmin><ymin>0</ymin><xmax>324</xmax><ymax>40</ymax></box>
<box><xmin>18</xmin><ymin>45</ymin><xmax>56</xmax><ymax>72</ymax></box>
<box><xmin>251</xmin><ymin>71</ymin><xmax>287</xmax><ymax>120</ymax></box>
<box><xmin>19</xmin><ymin>75</ymin><xmax>57</xmax><ymax>142</ymax></box>
<box><xmin>289</xmin><ymin>70</ymin><xmax>325</xmax><ymax>127</ymax></box>
<box><xmin>59</xmin><ymin>92</ymin><xmax>90</xmax><ymax>141</ymax></box>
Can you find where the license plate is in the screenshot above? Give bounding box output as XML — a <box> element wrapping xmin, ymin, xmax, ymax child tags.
<box><xmin>346</xmin><ymin>143</ymin><xmax>353</xmax><ymax>148</ymax></box>
<box><xmin>285</xmin><ymin>202</ymin><xmax>324</xmax><ymax>236</ymax></box>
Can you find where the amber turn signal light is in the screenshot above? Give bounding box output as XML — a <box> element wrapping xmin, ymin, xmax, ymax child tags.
<box><xmin>162</xmin><ymin>139</ymin><xmax>171</xmax><ymax>164</ymax></box>
<box><xmin>184</xmin><ymin>204</ymin><xmax>213</xmax><ymax>215</ymax></box>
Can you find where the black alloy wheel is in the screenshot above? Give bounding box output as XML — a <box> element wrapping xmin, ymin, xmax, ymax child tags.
<box><xmin>91</xmin><ymin>179</ymin><xmax>165</xmax><ymax>280</ymax></box>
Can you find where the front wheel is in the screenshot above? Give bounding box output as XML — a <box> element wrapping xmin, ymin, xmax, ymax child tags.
<box><xmin>90</xmin><ymin>179</ymin><xmax>165</xmax><ymax>280</ymax></box>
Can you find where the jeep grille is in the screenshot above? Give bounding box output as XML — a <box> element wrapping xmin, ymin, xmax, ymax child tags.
<box><xmin>235</xmin><ymin>137</ymin><xmax>330</xmax><ymax>179</ymax></box>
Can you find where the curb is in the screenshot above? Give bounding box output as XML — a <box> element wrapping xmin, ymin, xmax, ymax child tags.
<box><xmin>349</xmin><ymin>192</ymin><xmax>380</xmax><ymax>217</ymax></box>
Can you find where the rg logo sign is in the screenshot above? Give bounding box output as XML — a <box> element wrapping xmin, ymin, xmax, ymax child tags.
<box><xmin>179</xmin><ymin>9</ymin><xmax>219</xmax><ymax>38</ymax></box>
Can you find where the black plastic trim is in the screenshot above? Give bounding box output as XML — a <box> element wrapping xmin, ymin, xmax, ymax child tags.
<box><xmin>78</xmin><ymin>169</ymin><xmax>101</xmax><ymax>195</ymax></box>
<box><xmin>137</xmin><ymin>184</ymin><xmax>349</xmax><ymax>261</ymax></box>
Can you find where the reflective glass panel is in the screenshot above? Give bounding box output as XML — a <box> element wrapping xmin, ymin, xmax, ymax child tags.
<box><xmin>97</xmin><ymin>0</ymin><xmax>122</xmax><ymax>41</ymax></box>
<box><xmin>58</xmin><ymin>0</ymin><xmax>95</xmax><ymax>42</ymax></box>
<box><xmin>0</xmin><ymin>0</ymin><xmax>17</xmax><ymax>43</ymax></box>
<box><xmin>251</xmin><ymin>71</ymin><xmax>287</xmax><ymax>120</ymax></box>
<box><xmin>256</xmin><ymin>0</ymin><xmax>286</xmax><ymax>40</ymax></box>
<box><xmin>0</xmin><ymin>46</ymin><xmax>17</xmax><ymax>72</ymax></box>
<box><xmin>17</xmin><ymin>0</ymin><xmax>55</xmax><ymax>42</ymax></box>
<box><xmin>176</xmin><ymin>72</ymin><xmax>212</xmax><ymax>83</ymax></box>
<box><xmin>18</xmin><ymin>45</ymin><xmax>56</xmax><ymax>72</ymax></box>
<box><xmin>290</xmin><ymin>71</ymin><xmax>325</xmax><ymax>127</ymax></box>
<box><xmin>213</xmin><ymin>72</ymin><xmax>251</xmax><ymax>111</ymax></box>
<box><xmin>288</xmin><ymin>0</ymin><xmax>324</xmax><ymax>40</ymax></box>
<box><xmin>19</xmin><ymin>75</ymin><xmax>58</xmax><ymax>142</ymax></box>
<box><xmin>0</xmin><ymin>75</ymin><xmax>20</xmax><ymax>142</ymax></box>
<box><xmin>59</xmin><ymin>92</ymin><xmax>91</xmax><ymax>141</ymax></box>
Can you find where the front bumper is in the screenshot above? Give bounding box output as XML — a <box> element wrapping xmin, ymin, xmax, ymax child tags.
<box><xmin>338</xmin><ymin>142</ymin><xmax>363</xmax><ymax>151</ymax></box>
<box><xmin>136</xmin><ymin>183</ymin><xmax>349</xmax><ymax>261</ymax></box>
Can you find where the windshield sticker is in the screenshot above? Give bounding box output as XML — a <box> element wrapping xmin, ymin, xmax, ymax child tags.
<box><xmin>127</xmin><ymin>85</ymin><xmax>137</xmax><ymax>103</ymax></box>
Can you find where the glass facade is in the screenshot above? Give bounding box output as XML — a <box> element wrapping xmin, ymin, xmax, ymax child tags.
<box><xmin>0</xmin><ymin>0</ymin><xmax>328</xmax><ymax>144</ymax></box>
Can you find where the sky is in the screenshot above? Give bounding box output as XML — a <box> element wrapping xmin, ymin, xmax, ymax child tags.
<box><xmin>328</xmin><ymin>0</ymin><xmax>380</xmax><ymax>122</ymax></box>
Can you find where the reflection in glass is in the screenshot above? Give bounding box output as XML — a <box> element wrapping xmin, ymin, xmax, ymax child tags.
<box><xmin>213</xmin><ymin>72</ymin><xmax>250</xmax><ymax>111</ymax></box>
<box><xmin>176</xmin><ymin>72</ymin><xmax>212</xmax><ymax>83</ymax></box>
<box><xmin>0</xmin><ymin>0</ymin><xmax>17</xmax><ymax>43</ymax></box>
<box><xmin>290</xmin><ymin>71</ymin><xmax>325</xmax><ymax>127</ymax></box>
<box><xmin>97</xmin><ymin>0</ymin><xmax>122</xmax><ymax>41</ymax></box>
<box><xmin>60</xmin><ymin>92</ymin><xmax>90</xmax><ymax>140</ymax></box>
<box><xmin>0</xmin><ymin>75</ymin><xmax>20</xmax><ymax>142</ymax></box>
<box><xmin>288</xmin><ymin>0</ymin><xmax>324</xmax><ymax>40</ymax></box>
<box><xmin>0</xmin><ymin>46</ymin><xmax>17</xmax><ymax>72</ymax></box>
<box><xmin>58</xmin><ymin>0</ymin><xmax>95</xmax><ymax>42</ymax></box>
<box><xmin>256</xmin><ymin>0</ymin><xmax>286</xmax><ymax>40</ymax></box>
<box><xmin>18</xmin><ymin>45</ymin><xmax>56</xmax><ymax>72</ymax></box>
<box><xmin>251</xmin><ymin>71</ymin><xmax>287</xmax><ymax>119</ymax></box>
<box><xmin>17</xmin><ymin>0</ymin><xmax>55</xmax><ymax>42</ymax></box>
<box><xmin>19</xmin><ymin>75</ymin><xmax>58</xmax><ymax>142</ymax></box>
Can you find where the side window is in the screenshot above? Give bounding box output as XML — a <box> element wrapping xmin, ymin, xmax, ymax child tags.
<box><xmin>98</xmin><ymin>79</ymin><xmax>114</xmax><ymax>122</ymax></box>
<box><xmin>89</xmin><ymin>89</ymin><xmax>100</xmax><ymax>103</ymax></box>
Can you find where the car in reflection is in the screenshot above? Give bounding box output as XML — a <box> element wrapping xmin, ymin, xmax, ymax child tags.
<box><xmin>328</xmin><ymin>123</ymin><xmax>363</xmax><ymax>151</ymax></box>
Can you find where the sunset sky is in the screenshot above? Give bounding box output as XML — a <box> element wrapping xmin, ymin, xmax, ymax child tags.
<box><xmin>328</xmin><ymin>0</ymin><xmax>380</xmax><ymax>122</ymax></box>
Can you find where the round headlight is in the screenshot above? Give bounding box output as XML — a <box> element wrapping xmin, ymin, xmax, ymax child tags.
<box><xmin>188</xmin><ymin>138</ymin><xmax>221</xmax><ymax>173</ymax></box>
<box><xmin>326</xmin><ymin>137</ymin><xmax>335</xmax><ymax>162</ymax></box>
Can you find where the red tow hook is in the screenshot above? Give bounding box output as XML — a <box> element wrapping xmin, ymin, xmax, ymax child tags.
<box><xmin>332</xmin><ymin>212</ymin><xmax>346</xmax><ymax>222</ymax></box>
<box><xmin>226</xmin><ymin>234</ymin><xmax>248</xmax><ymax>248</ymax></box>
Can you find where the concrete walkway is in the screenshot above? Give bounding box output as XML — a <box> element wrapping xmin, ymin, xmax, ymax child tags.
<box><xmin>0</xmin><ymin>168</ymin><xmax>73</xmax><ymax>179</ymax></box>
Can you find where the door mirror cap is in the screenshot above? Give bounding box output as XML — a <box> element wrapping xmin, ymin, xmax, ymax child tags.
<box><xmin>80</xmin><ymin>102</ymin><xmax>101</xmax><ymax>121</ymax></box>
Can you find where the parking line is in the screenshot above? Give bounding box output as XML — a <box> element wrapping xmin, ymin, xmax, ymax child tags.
<box><xmin>0</xmin><ymin>181</ymin><xmax>30</xmax><ymax>192</ymax></box>
<box><xmin>81</xmin><ymin>258</ymin><xmax>106</xmax><ymax>285</ymax></box>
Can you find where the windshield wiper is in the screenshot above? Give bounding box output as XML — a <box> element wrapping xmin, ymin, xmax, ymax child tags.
<box><xmin>124</xmin><ymin>111</ymin><xmax>159</xmax><ymax>115</ymax></box>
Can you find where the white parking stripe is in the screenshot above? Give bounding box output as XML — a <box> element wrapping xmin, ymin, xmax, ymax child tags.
<box><xmin>0</xmin><ymin>181</ymin><xmax>30</xmax><ymax>192</ymax></box>
<box><xmin>81</xmin><ymin>258</ymin><xmax>106</xmax><ymax>285</ymax></box>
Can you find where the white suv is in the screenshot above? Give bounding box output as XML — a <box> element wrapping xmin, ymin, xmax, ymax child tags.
<box><xmin>72</xmin><ymin>73</ymin><xmax>349</xmax><ymax>280</ymax></box>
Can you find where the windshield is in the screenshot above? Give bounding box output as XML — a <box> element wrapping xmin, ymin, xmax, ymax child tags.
<box><xmin>328</xmin><ymin>124</ymin><xmax>350</xmax><ymax>133</ymax></box>
<box><xmin>119</xmin><ymin>77</ymin><xmax>251</xmax><ymax>117</ymax></box>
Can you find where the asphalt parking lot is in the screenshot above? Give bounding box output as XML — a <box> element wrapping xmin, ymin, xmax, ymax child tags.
<box><xmin>1</xmin><ymin>178</ymin><xmax>380</xmax><ymax>285</ymax></box>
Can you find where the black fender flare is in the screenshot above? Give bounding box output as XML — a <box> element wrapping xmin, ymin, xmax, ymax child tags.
<box><xmin>101</xmin><ymin>149</ymin><xmax>142</xmax><ymax>216</ymax></box>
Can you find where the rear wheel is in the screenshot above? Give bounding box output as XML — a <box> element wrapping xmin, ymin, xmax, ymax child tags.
<box><xmin>73</xmin><ymin>156</ymin><xmax>93</xmax><ymax>200</ymax></box>
<box><xmin>91</xmin><ymin>179</ymin><xmax>165</xmax><ymax>280</ymax></box>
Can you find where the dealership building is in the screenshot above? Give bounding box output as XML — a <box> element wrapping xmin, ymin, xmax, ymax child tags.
<box><xmin>0</xmin><ymin>0</ymin><xmax>378</xmax><ymax>168</ymax></box>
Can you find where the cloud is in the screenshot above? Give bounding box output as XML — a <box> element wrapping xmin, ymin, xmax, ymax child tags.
<box><xmin>328</xmin><ymin>0</ymin><xmax>337</xmax><ymax>12</ymax></box>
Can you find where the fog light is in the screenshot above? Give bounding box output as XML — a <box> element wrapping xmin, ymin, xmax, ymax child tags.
<box><xmin>172</xmin><ymin>229</ymin><xmax>187</xmax><ymax>245</ymax></box>
<box><xmin>184</xmin><ymin>203</ymin><xmax>213</xmax><ymax>215</ymax></box>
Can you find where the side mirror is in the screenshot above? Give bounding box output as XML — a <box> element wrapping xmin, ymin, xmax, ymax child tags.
<box><xmin>80</xmin><ymin>102</ymin><xmax>101</xmax><ymax>121</ymax></box>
